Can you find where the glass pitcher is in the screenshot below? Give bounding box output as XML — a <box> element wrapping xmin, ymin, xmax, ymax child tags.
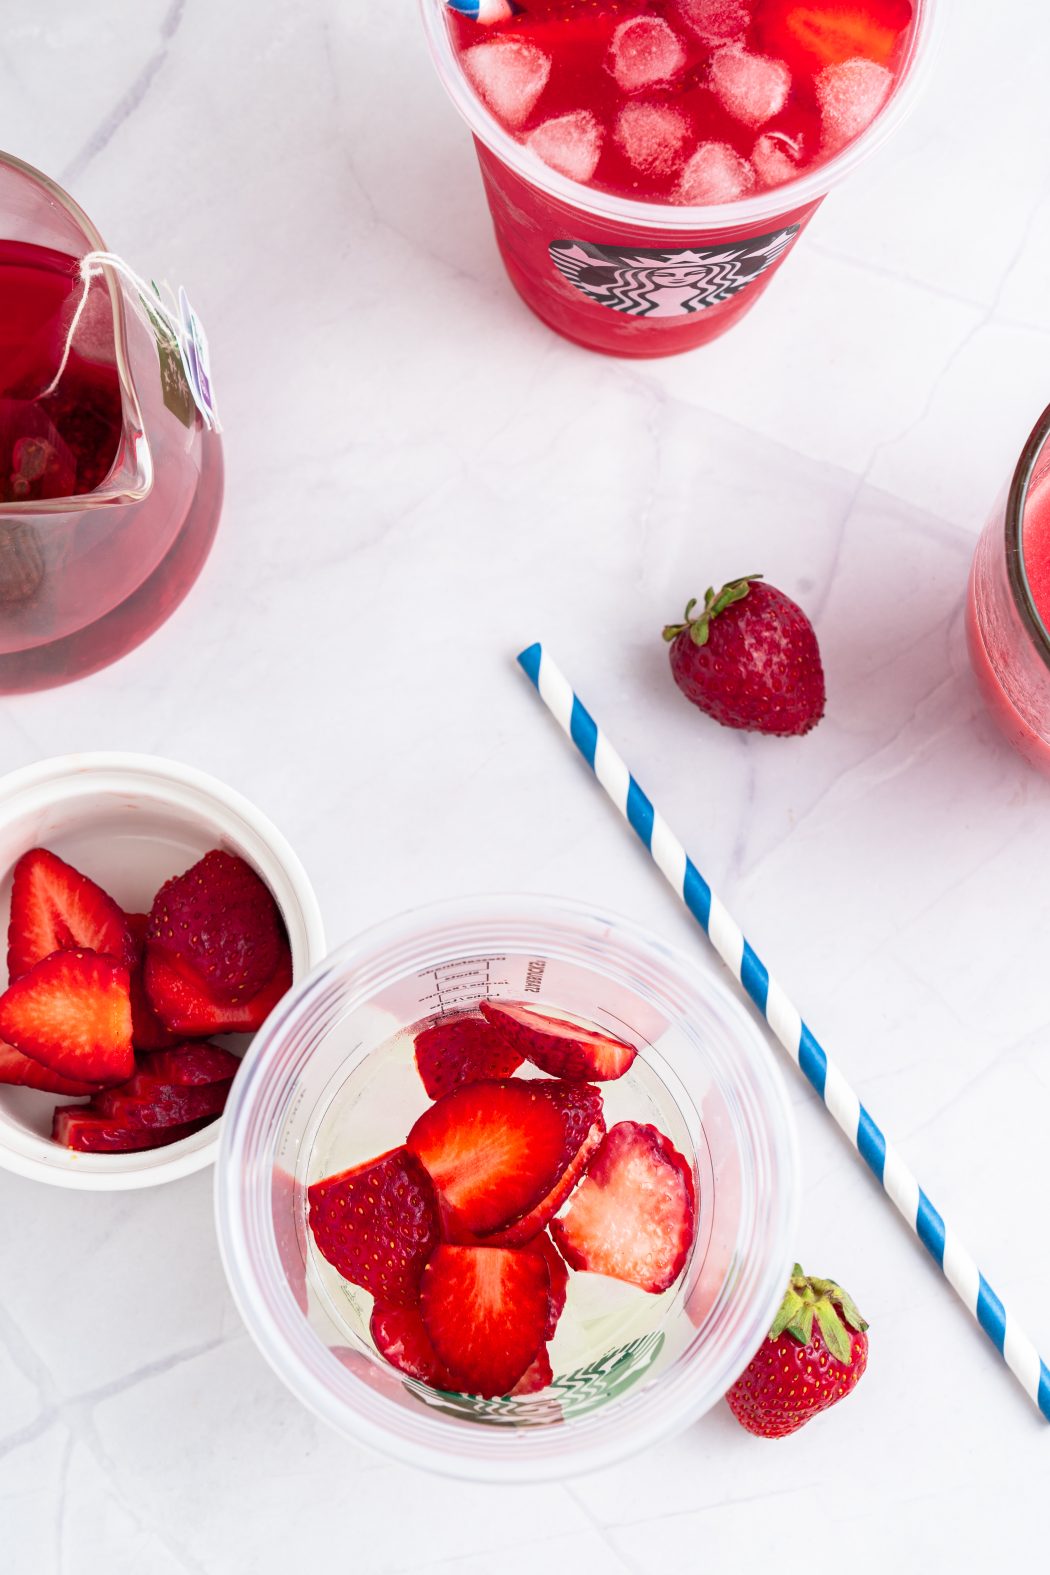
<box><xmin>0</xmin><ymin>151</ymin><xmax>223</xmax><ymax>693</ymax></box>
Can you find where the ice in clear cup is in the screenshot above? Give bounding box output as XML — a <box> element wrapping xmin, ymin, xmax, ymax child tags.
<box><xmin>420</xmin><ymin>0</ymin><xmax>940</xmax><ymax>356</ymax></box>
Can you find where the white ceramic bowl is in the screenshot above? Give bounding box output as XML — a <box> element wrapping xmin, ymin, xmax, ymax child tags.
<box><xmin>0</xmin><ymin>753</ymin><xmax>325</xmax><ymax>1190</ymax></box>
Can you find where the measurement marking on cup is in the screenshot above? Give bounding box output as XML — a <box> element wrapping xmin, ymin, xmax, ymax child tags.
<box><xmin>417</xmin><ymin>956</ymin><xmax>509</xmax><ymax>1015</ymax></box>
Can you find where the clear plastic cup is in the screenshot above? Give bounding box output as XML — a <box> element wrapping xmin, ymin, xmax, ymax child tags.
<box><xmin>967</xmin><ymin>400</ymin><xmax>1050</xmax><ymax>771</ymax></box>
<box><xmin>215</xmin><ymin>895</ymin><xmax>798</xmax><ymax>1481</ymax></box>
<box><xmin>420</xmin><ymin>0</ymin><xmax>940</xmax><ymax>357</ymax></box>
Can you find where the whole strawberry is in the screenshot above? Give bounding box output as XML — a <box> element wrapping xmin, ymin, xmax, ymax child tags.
<box><xmin>662</xmin><ymin>575</ymin><xmax>825</xmax><ymax>736</ymax></box>
<box><xmin>727</xmin><ymin>1265</ymin><xmax>868</xmax><ymax>1438</ymax></box>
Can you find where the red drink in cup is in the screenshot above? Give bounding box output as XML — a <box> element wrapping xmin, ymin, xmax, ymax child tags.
<box><xmin>421</xmin><ymin>0</ymin><xmax>938</xmax><ymax>356</ymax></box>
<box><xmin>968</xmin><ymin>402</ymin><xmax>1050</xmax><ymax>772</ymax></box>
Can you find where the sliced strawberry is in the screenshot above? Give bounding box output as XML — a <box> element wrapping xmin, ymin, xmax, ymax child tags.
<box><xmin>407</xmin><ymin>1078</ymin><xmax>602</xmax><ymax>1237</ymax></box>
<box><xmin>308</xmin><ymin>1147</ymin><xmax>440</xmax><ymax>1308</ymax></box>
<box><xmin>413</xmin><ymin>1012</ymin><xmax>522</xmax><ymax>1100</ymax></box>
<box><xmin>143</xmin><ymin>948</ymin><xmax>292</xmax><ymax>1035</ymax></box>
<box><xmin>511</xmin><ymin>1345</ymin><xmax>553</xmax><ymax>1396</ymax></box>
<box><xmin>7</xmin><ymin>847</ymin><xmax>134</xmax><ymax>979</ymax></box>
<box><xmin>90</xmin><ymin>1075</ymin><xmax>232</xmax><ymax>1130</ymax></box>
<box><xmin>146</xmin><ymin>850</ymin><xmax>287</xmax><ymax>1003</ymax></box>
<box><xmin>480</xmin><ymin>999</ymin><xmax>637</xmax><ymax>1082</ymax></box>
<box><xmin>419</xmin><ymin>1244</ymin><xmax>550</xmax><ymax>1398</ymax></box>
<box><xmin>52</xmin><ymin>1106</ymin><xmax>211</xmax><ymax>1152</ymax></box>
<box><xmin>536</xmin><ymin>1230</ymin><xmax>569</xmax><ymax>1339</ymax></box>
<box><xmin>140</xmin><ymin>1041</ymin><xmax>241</xmax><ymax>1085</ymax></box>
<box><xmin>0</xmin><ymin>1037</ymin><xmax>100</xmax><ymax>1096</ymax></box>
<box><xmin>482</xmin><ymin>1112</ymin><xmax>605</xmax><ymax>1246</ymax></box>
<box><xmin>758</xmin><ymin>0</ymin><xmax>913</xmax><ymax>72</ymax></box>
<box><xmin>370</xmin><ymin>1302</ymin><xmax>454</xmax><ymax>1389</ymax></box>
<box><xmin>0</xmin><ymin>949</ymin><xmax>133</xmax><ymax>1084</ymax></box>
<box><xmin>125</xmin><ymin>913</ymin><xmax>179</xmax><ymax>1051</ymax></box>
<box><xmin>551</xmin><ymin>1120</ymin><xmax>696</xmax><ymax>1295</ymax></box>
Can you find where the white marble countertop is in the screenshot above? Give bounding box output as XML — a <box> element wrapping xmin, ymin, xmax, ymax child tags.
<box><xmin>3</xmin><ymin>1</ymin><xmax>1050</xmax><ymax>1569</ymax></box>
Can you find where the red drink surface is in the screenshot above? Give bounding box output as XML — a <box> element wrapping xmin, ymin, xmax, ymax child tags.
<box><xmin>0</xmin><ymin>241</ymin><xmax>122</xmax><ymax>501</ymax></box>
<box><xmin>448</xmin><ymin>0</ymin><xmax>915</xmax><ymax>204</ymax></box>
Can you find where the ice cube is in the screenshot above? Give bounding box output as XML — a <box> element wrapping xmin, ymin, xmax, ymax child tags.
<box><xmin>608</xmin><ymin>17</ymin><xmax>687</xmax><ymax>93</ymax></box>
<box><xmin>615</xmin><ymin>101</ymin><xmax>692</xmax><ymax>177</ymax></box>
<box><xmin>673</xmin><ymin>0</ymin><xmax>751</xmax><ymax>46</ymax></box>
<box><xmin>675</xmin><ymin>141</ymin><xmax>755</xmax><ymax>204</ymax></box>
<box><xmin>710</xmin><ymin>45</ymin><xmax>791</xmax><ymax>128</ymax></box>
<box><xmin>526</xmin><ymin>111</ymin><xmax>603</xmax><ymax>182</ymax></box>
<box><xmin>752</xmin><ymin>130</ymin><xmax>803</xmax><ymax>188</ymax></box>
<box><xmin>816</xmin><ymin>58</ymin><xmax>892</xmax><ymax>151</ymax></box>
<box><xmin>463</xmin><ymin>39</ymin><xmax>552</xmax><ymax>129</ymax></box>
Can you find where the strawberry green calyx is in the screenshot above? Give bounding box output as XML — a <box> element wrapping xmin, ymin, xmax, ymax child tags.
<box><xmin>768</xmin><ymin>1264</ymin><xmax>868</xmax><ymax>1366</ymax></box>
<box><xmin>661</xmin><ymin>575</ymin><xmax>763</xmax><ymax>649</ymax></box>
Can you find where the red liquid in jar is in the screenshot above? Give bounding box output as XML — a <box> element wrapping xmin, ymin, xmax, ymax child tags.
<box><xmin>0</xmin><ymin>241</ymin><xmax>122</xmax><ymax>502</ymax></box>
<box><xmin>448</xmin><ymin>0</ymin><xmax>915</xmax><ymax>204</ymax></box>
<box><xmin>0</xmin><ymin>239</ymin><xmax>223</xmax><ymax>693</ymax></box>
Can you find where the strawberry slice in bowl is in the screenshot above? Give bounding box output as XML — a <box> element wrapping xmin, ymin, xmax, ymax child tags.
<box><xmin>143</xmin><ymin>948</ymin><xmax>292</xmax><ymax>1036</ymax></box>
<box><xmin>52</xmin><ymin>1106</ymin><xmax>213</xmax><ymax>1153</ymax></box>
<box><xmin>407</xmin><ymin>1077</ymin><xmax>603</xmax><ymax>1238</ymax></box>
<box><xmin>413</xmin><ymin>1011</ymin><xmax>522</xmax><ymax>1100</ymax></box>
<box><xmin>420</xmin><ymin>1243</ymin><xmax>551</xmax><ymax>1398</ymax></box>
<box><xmin>146</xmin><ymin>849</ymin><xmax>288</xmax><ymax>1005</ymax></box>
<box><xmin>0</xmin><ymin>948</ymin><xmax>134</xmax><ymax>1085</ymax></box>
<box><xmin>308</xmin><ymin>1146</ymin><xmax>441</xmax><ymax>1308</ymax></box>
<box><xmin>479</xmin><ymin>999</ymin><xmax>637</xmax><ymax>1083</ymax></box>
<box><xmin>551</xmin><ymin>1120</ymin><xmax>697</xmax><ymax>1295</ymax></box>
<box><xmin>370</xmin><ymin>1301</ymin><xmax>455</xmax><ymax>1390</ymax></box>
<box><xmin>90</xmin><ymin>1073</ymin><xmax>233</xmax><ymax>1131</ymax></box>
<box><xmin>7</xmin><ymin>847</ymin><xmax>136</xmax><ymax>979</ymax></box>
<box><xmin>480</xmin><ymin>1107</ymin><xmax>605</xmax><ymax>1247</ymax></box>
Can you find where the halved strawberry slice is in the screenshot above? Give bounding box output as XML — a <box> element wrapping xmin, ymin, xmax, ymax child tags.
<box><xmin>140</xmin><ymin>1041</ymin><xmax>241</xmax><ymax>1086</ymax></box>
<box><xmin>0</xmin><ymin>949</ymin><xmax>133</xmax><ymax>1084</ymax></box>
<box><xmin>0</xmin><ymin>1037</ymin><xmax>99</xmax><ymax>1096</ymax></box>
<box><xmin>52</xmin><ymin>1106</ymin><xmax>211</xmax><ymax>1152</ymax></box>
<box><xmin>482</xmin><ymin>1109</ymin><xmax>605</xmax><ymax>1246</ymax></box>
<box><xmin>419</xmin><ymin>1244</ymin><xmax>550</xmax><ymax>1398</ymax></box>
<box><xmin>511</xmin><ymin>1345</ymin><xmax>553</xmax><ymax>1396</ymax></box>
<box><xmin>370</xmin><ymin>1301</ymin><xmax>454</xmax><ymax>1389</ymax></box>
<box><xmin>308</xmin><ymin>1147</ymin><xmax>440</xmax><ymax>1308</ymax></box>
<box><xmin>143</xmin><ymin>948</ymin><xmax>292</xmax><ymax>1035</ymax></box>
<box><xmin>147</xmin><ymin>850</ymin><xmax>287</xmax><ymax>1004</ymax></box>
<box><xmin>7</xmin><ymin>847</ymin><xmax>134</xmax><ymax>979</ymax></box>
<box><xmin>480</xmin><ymin>999</ymin><xmax>637</xmax><ymax>1082</ymax></box>
<box><xmin>407</xmin><ymin>1078</ymin><xmax>602</xmax><ymax>1237</ymax></box>
<box><xmin>413</xmin><ymin>1013</ymin><xmax>522</xmax><ymax>1100</ymax></box>
<box><xmin>537</xmin><ymin>1230</ymin><xmax>569</xmax><ymax>1339</ymax></box>
<box><xmin>757</xmin><ymin>0</ymin><xmax>913</xmax><ymax>71</ymax></box>
<box><xmin>90</xmin><ymin>1075</ymin><xmax>232</xmax><ymax>1130</ymax></box>
<box><xmin>125</xmin><ymin>913</ymin><xmax>179</xmax><ymax>1051</ymax></box>
<box><xmin>551</xmin><ymin>1120</ymin><xmax>696</xmax><ymax>1294</ymax></box>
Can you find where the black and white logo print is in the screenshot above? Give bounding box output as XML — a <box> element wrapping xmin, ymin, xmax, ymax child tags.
<box><xmin>548</xmin><ymin>227</ymin><xmax>801</xmax><ymax>317</ymax></box>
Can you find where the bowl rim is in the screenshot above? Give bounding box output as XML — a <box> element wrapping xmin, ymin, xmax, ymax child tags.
<box><xmin>215</xmin><ymin>891</ymin><xmax>800</xmax><ymax>1482</ymax></box>
<box><xmin>0</xmin><ymin>751</ymin><xmax>326</xmax><ymax>1191</ymax></box>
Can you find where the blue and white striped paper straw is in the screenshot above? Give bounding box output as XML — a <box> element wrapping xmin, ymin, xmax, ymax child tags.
<box><xmin>517</xmin><ymin>641</ymin><xmax>1050</xmax><ymax>1421</ymax></box>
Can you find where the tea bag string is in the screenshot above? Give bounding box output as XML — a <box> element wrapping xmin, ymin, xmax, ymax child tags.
<box><xmin>38</xmin><ymin>251</ymin><xmax>219</xmax><ymax>431</ymax></box>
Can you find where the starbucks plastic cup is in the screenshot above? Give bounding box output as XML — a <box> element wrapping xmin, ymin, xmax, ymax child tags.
<box><xmin>215</xmin><ymin>896</ymin><xmax>798</xmax><ymax>1481</ymax></box>
<box><xmin>420</xmin><ymin>0</ymin><xmax>940</xmax><ymax>357</ymax></box>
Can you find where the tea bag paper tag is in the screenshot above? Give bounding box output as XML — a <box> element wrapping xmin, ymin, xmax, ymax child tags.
<box><xmin>58</xmin><ymin>252</ymin><xmax>221</xmax><ymax>433</ymax></box>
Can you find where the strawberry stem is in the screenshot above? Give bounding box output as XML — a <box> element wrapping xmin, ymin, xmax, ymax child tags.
<box><xmin>662</xmin><ymin>575</ymin><xmax>763</xmax><ymax>648</ymax></box>
<box><xmin>767</xmin><ymin>1264</ymin><xmax>868</xmax><ymax>1367</ymax></box>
